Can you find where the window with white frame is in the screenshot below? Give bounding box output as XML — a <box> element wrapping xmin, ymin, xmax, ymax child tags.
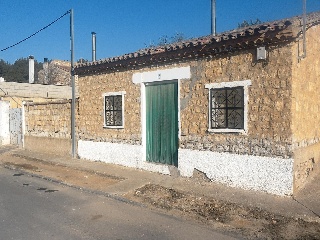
<box><xmin>103</xmin><ymin>91</ymin><xmax>126</xmax><ymax>128</ymax></box>
<box><xmin>205</xmin><ymin>80</ymin><xmax>251</xmax><ymax>133</ymax></box>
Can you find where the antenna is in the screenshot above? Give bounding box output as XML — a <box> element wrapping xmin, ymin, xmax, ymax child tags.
<box><xmin>211</xmin><ymin>0</ymin><xmax>216</xmax><ymax>35</ymax></box>
<box><xmin>91</xmin><ymin>32</ymin><xmax>97</xmax><ymax>62</ymax></box>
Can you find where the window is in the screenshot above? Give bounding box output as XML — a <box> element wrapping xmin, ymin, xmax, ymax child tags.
<box><xmin>103</xmin><ymin>91</ymin><xmax>126</xmax><ymax>128</ymax></box>
<box><xmin>210</xmin><ymin>87</ymin><xmax>244</xmax><ymax>129</ymax></box>
<box><xmin>205</xmin><ymin>80</ymin><xmax>251</xmax><ymax>133</ymax></box>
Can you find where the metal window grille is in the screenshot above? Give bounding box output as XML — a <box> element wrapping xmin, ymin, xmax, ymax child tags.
<box><xmin>210</xmin><ymin>87</ymin><xmax>244</xmax><ymax>129</ymax></box>
<box><xmin>104</xmin><ymin>95</ymin><xmax>123</xmax><ymax>126</ymax></box>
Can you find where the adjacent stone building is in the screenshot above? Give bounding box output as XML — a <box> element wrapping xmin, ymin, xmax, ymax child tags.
<box><xmin>37</xmin><ymin>60</ymin><xmax>71</xmax><ymax>86</ymax></box>
<box><xmin>75</xmin><ymin>12</ymin><xmax>320</xmax><ymax>196</ymax></box>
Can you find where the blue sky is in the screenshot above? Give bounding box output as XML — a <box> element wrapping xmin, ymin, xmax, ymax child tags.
<box><xmin>1</xmin><ymin>0</ymin><xmax>319</xmax><ymax>64</ymax></box>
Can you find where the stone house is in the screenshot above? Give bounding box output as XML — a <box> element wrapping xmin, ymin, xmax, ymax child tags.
<box><xmin>37</xmin><ymin>59</ymin><xmax>71</xmax><ymax>86</ymax></box>
<box><xmin>74</xmin><ymin>12</ymin><xmax>320</xmax><ymax>196</ymax></box>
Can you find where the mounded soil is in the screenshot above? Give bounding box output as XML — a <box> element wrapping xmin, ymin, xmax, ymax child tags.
<box><xmin>127</xmin><ymin>184</ymin><xmax>320</xmax><ymax>240</ymax></box>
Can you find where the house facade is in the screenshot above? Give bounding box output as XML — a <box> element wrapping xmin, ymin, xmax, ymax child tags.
<box><xmin>75</xmin><ymin>12</ymin><xmax>320</xmax><ymax>196</ymax></box>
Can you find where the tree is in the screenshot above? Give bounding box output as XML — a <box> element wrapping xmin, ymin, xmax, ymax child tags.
<box><xmin>0</xmin><ymin>59</ymin><xmax>9</xmax><ymax>77</ymax></box>
<box><xmin>0</xmin><ymin>58</ymin><xmax>42</xmax><ymax>83</ymax></box>
<box><xmin>145</xmin><ymin>32</ymin><xmax>187</xmax><ymax>48</ymax></box>
<box><xmin>238</xmin><ymin>19</ymin><xmax>262</xmax><ymax>28</ymax></box>
<box><xmin>77</xmin><ymin>58</ymin><xmax>88</xmax><ymax>64</ymax></box>
<box><xmin>6</xmin><ymin>58</ymin><xmax>29</xmax><ymax>82</ymax></box>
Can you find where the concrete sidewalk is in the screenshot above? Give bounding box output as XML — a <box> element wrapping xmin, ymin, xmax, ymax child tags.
<box><xmin>0</xmin><ymin>145</ymin><xmax>319</xmax><ymax>222</ymax></box>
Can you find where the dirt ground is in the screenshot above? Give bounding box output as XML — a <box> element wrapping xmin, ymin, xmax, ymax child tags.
<box><xmin>126</xmin><ymin>184</ymin><xmax>320</xmax><ymax>240</ymax></box>
<box><xmin>2</xmin><ymin>155</ymin><xmax>320</xmax><ymax>240</ymax></box>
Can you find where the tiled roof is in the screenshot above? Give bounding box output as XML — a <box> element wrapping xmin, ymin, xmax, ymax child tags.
<box><xmin>75</xmin><ymin>11</ymin><xmax>320</xmax><ymax>75</ymax></box>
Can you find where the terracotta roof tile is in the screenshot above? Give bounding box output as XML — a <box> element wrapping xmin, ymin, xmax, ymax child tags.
<box><xmin>75</xmin><ymin>11</ymin><xmax>320</xmax><ymax>75</ymax></box>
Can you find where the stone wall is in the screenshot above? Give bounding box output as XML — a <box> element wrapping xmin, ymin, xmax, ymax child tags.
<box><xmin>77</xmin><ymin>71</ymin><xmax>141</xmax><ymax>145</ymax></box>
<box><xmin>180</xmin><ymin>45</ymin><xmax>293</xmax><ymax>159</ymax></box>
<box><xmin>292</xmin><ymin>24</ymin><xmax>320</xmax><ymax>146</ymax></box>
<box><xmin>23</xmin><ymin>100</ymin><xmax>75</xmax><ymax>155</ymax></box>
<box><xmin>291</xmin><ymin>24</ymin><xmax>320</xmax><ymax>189</ymax></box>
<box><xmin>24</xmin><ymin>100</ymin><xmax>72</xmax><ymax>139</ymax></box>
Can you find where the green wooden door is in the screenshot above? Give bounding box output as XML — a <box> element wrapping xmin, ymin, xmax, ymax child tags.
<box><xmin>146</xmin><ymin>81</ymin><xmax>178</xmax><ymax>167</ymax></box>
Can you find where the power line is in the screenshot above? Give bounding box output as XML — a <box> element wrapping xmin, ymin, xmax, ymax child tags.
<box><xmin>1</xmin><ymin>10</ymin><xmax>71</xmax><ymax>52</ymax></box>
<box><xmin>0</xmin><ymin>87</ymin><xmax>22</xmax><ymax>107</ymax></box>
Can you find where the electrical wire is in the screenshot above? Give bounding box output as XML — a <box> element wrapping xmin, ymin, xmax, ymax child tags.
<box><xmin>0</xmin><ymin>87</ymin><xmax>22</xmax><ymax>107</ymax></box>
<box><xmin>1</xmin><ymin>10</ymin><xmax>71</xmax><ymax>52</ymax></box>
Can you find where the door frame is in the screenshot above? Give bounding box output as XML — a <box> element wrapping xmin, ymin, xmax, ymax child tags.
<box><xmin>133</xmin><ymin>66</ymin><xmax>191</xmax><ymax>165</ymax></box>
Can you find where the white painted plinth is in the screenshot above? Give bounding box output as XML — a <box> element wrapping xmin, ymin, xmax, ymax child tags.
<box><xmin>78</xmin><ymin>140</ymin><xmax>171</xmax><ymax>175</ymax></box>
<box><xmin>178</xmin><ymin>149</ymin><xmax>293</xmax><ymax>196</ymax></box>
<box><xmin>78</xmin><ymin>140</ymin><xmax>293</xmax><ymax>196</ymax></box>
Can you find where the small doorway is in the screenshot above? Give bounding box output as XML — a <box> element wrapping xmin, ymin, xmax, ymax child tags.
<box><xmin>145</xmin><ymin>81</ymin><xmax>178</xmax><ymax>167</ymax></box>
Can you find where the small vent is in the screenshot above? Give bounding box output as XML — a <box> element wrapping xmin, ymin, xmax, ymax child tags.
<box><xmin>257</xmin><ymin>47</ymin><xmax>267</xmax><ymax>60</ymax></box>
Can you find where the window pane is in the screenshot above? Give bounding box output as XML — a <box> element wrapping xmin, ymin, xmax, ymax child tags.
<box><xmin>113</xmin><ymin>95</ymin><xmax>122</xmax><ymax>110</ymax></box>
<box><xmin>114</xmin><ymin>111</ymin><xmax>123</xmax><ymax>126</ymax></box>
<box><xmin>105</xmin><ymin>96</ymin><xmax>114</xmax><ymax>110</ymax></box>
<box><xmin>227</xmin><ymin>88</ymin><xmax>243</xmax><ymax>108</ymax></box>
<box><xmin>105</xmin><ymin>111</ymin><xmax>114</xmax><ymax>126</ymax></box>
<box><xmin>227</xmin><ymin>109</ymin><xmax>244</xmax><ymax>129</ymax></box>
<box><xmin>211</xmin><ymin>109</ymin><xmax>226</xmax><ymax>128</ymax></box>
<box><xmin>211</xmin><ymin>89</ymin><xmax>226</xmax><ymax>108</ymax></box>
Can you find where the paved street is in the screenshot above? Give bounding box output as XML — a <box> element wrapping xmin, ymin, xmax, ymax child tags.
<box><xmin>0</xmin><ymin>166</ymin><xmax>237</xmax><ymax>240</ymax></box>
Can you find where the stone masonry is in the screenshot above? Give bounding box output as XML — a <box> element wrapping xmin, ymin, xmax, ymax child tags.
<box><xmin>77</xmin><ymin>70</ymin><xmax>141</xmax><ymax>145</ymax></box>
<box><xmin>179</xmin><ymin>45</ymin><xmax>293</xmax><ymax>159</ymax></box>
<box><xmin>24</xmin><ymin>101</ymin><xmax>72</xmax><ymax>139</ymax></box>
<box><xmin>291</xmin><ymin>24</ymin><xmax>320</xmax><ymax>189</ymax></box>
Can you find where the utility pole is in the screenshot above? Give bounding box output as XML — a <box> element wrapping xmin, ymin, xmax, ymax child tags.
<box><xmin>211</xmin><ymin>0</ymin><xmax>216</xmax><ymax>35</ymax></box>
<box><xmin>70</xmin><ymin>8</ymin><xmax>76</xmax><ymax>158</ymax></box>
<box><xmin>298</xmin><ymin>0</ymin><xmax>307</xmax><ymax>59</ymax></box>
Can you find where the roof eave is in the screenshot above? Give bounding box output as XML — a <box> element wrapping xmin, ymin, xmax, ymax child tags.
<box><xmin>75</xmin><ymin>27</ymin><xmax>294</xmax><ymax>76</ymax></box>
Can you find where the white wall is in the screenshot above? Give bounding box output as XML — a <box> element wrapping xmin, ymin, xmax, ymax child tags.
<box><xmin>0</xmin><ymin>101</ymin><xmax>10</xmax><ymax>145</ymax></box>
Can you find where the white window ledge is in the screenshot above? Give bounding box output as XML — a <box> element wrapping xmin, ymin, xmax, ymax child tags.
<box><xmin>103</xmin><ymin>125</ymin><xmax>125</xmax><ymax>129</ymax></box>
<box><xmin>208</xmin><ymin>129</ymin><xmax>247</xmax><ymax>134</ymax></box>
